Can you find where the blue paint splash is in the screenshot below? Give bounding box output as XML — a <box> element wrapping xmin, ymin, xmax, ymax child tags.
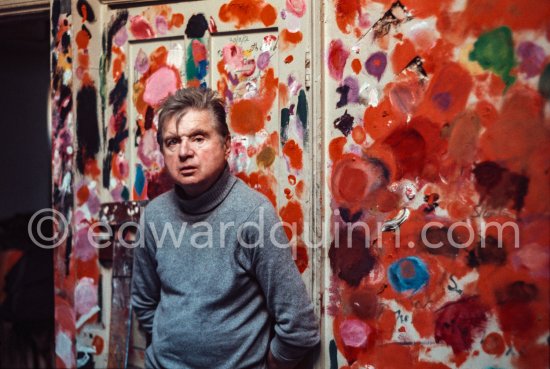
<box><xmin>134</xmin><ymin>164</ymin><xmax>146</xmax><ymax>198</ymax></box>
<box><xmin>388</xmin><ymin>256</ymin><xmax>429</xmax><ymax>293</ymax></box>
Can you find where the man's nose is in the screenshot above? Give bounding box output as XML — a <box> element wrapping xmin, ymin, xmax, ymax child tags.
<box><xmin>178</xmin><ymin>139</ymin><xmax>194</xmax><ymax>159</ymax></box>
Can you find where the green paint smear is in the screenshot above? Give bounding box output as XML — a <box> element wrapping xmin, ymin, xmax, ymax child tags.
<box><xmin>329</xmin><ymin>339</ymin><xmax>338</xmax><ymax>369</ymax></box>
<box><xmin>538</xmin><ymin>63</ymin><xmax>550</xmax><ymax>100</ymax></box>
<box><xmin>469</xmin><ymin>26</ymin><xmax>516</xmax><ymax>87</ymax></box>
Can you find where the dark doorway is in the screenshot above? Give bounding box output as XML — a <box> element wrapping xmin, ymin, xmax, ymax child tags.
<box><xmin>0</xmin><ymin>11</ymin><xmax>54</xmax><ymax>368</ymax></box>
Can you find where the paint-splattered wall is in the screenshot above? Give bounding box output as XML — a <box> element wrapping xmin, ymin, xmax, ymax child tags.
<box><xmin>324</xmin><ymin>0</ymin><xmax>549</xmax><ymax>368</ymax></box>
<box><xmin>49</xmin><ymin>0</ymin><xmax>549</xmax><ymax>367</ymax></box>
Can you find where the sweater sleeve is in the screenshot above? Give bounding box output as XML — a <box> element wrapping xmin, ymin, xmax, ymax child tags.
<box><xmin>243</xmin><ymin>202</ymin><xmax>320</xmax><ymax>365</ymax></box>
<box><xmin>131</xmin><ymin>208</ymin><xmax>161</xmax><ymax>334</ymax></box>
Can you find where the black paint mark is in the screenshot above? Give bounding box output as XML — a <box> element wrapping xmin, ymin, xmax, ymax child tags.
<box><xmin>423</xmin><ymin>193</ymin><xmax>440</xmax><ymax>213</ymax></box>
<box><xmin>496</xmin><ymin>281</ymin><xmax>539</xmax><ymax>305</ymax></box>
<box><xmin>539</xmin><ymin>64</ymin><xmax>550</xmax><ymax>100</ymax></box>
<box><xmin>336</xmin><ymin>84</ymin><xmax>350</xmax><ymax>108</ymax></box>
<box><xmin>329</xmin><ymin>227</ymin><xmax>377</xmax><ymax>286</ymax></box>
<box><xmin>473</xmin><ymin>161</ymin><xmax>529</xmax><ymax>214</ymax></box>
<box><xmin>185</xmin><ymin>14</ymin><xmax>208</xmax><ymax>38</ymax></box>
<box><xmin>51</xmin><ymin>0</ymin><xmax>61</xmax><ymax>39</ymax></box>
<box><xmin>447</xmin><ymin>275</ymin><xmax>463</xmax><ymax>295</ymax></box>
<box><xmin>144</xmin><ymin>105</ymin><xmax>155</xmax><ymax>130</ymax></box>
<box><xmin>281</xmin><ymin>108</ymin><xmax>290</xmax><ymax>145</ymax></box>
<box><xmin>297</xmin><ymin>89</ymin><xmax>308</xmax><ymax>133</ymax></box>
<box><xmin>339</xmin><ymin>208</ymin><xmax>362</xmax><ymax>223</ymax></box>
<box><xmin>370</xmin><ymin>1</ymin><xmax>412</xmax><ymax>40</ymax></box>
<box><xmin>76</xmin><ymin>0</ymin><xmax>95</xmax><ymax>22</ymax></box>
<box><xmin>467</xmin><ymin>236</ymin><xmax>507</xmax><ymax>267</ymax></box>
<box><xmin>104</xmin><ymin>10</ymin><xmax>128</xmax><ymax>66</ymax></box>
<box><xmin>403</xmin><ymin>56</ymin><xmax>428</xmax><ymax>78</ymax></box>
<box><xmin>61</xmin><ymin>31</ymin><xmax>71</xmax><ymax>53</ymax></box>
<box><xmin>333</xmin><ymin>110</ymin><xmax>354</xmax><ymax>136</ymax></box>
<box><xmin>76</xmin><ymin>85</ymin><xmax>100</xmax><ymax>173</ymax></box>
<box><xmin>329</xmin><ymin>340</ymin><xmax>338</xmax><ymax>369</ymax></box>
<box><xmin>421</xmin><ymin>226</ymin><xmax>460</xmax><ymax>257</ymax></box>
<box><xmin>109</xmin><ymin>74</ymin><xmax>128</xmax><ymax>116</ymax></box>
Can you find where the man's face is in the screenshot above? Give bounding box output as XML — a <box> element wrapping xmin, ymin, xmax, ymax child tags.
<box><xmin>161</xmin><ymin>109</ymin><xmax>230</xmax><ymax>197</ymax></box>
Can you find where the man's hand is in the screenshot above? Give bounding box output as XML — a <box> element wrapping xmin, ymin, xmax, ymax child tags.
<box><xmin>267</xmin><ymin>350</ymin><xmax>296</xmax><ymax>369</ymax></box>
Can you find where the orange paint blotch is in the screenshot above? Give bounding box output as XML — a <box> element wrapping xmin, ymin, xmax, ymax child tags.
<box><xmin>260</xmin><ymin>4</ymin><xmax>277</xmax><ymax>26</ymax></box>
<box><xmin>230</xmin><ymin>67</ymin><xmax>278</xmax><ymax>134</ymax></box>
<box><xmin>279</xmin><ymin>200</ymin><xmax>304</xmax><ymax>238</ymax></box>
<box><xmin>363</xmin><ymin>97</ymin><xmax>402</xmax><ymax>140</ymax></box>
<box><xmin>283</xmin><ymin>139</ymin><xmax>303</xmax><ymax>170</ymax></box>
<box><xmin>230</xmin><ymin>99</ymin><xmax>265</xmax><ymax>135</ymax></box>
<box><xmin>288</xmin><ymin>175</ymin><xmax>297</xmax><ymax>185</ymax></box>
<box><xmin>75</xmin><ymin>29</ymin><xmax>90</xmax><ymax>50</ymax></box>
<box><xmin>412</xmin><ymin>309</ymin><xmax>434</xmax><ymax>338</ymax></box>
<box><xmin>351</xmin><ymin>58</ymin><xmax>362</xmax><ymax>74</ymax></box>
<box><xmin>280</xmin><ymin>29</ymin><xmax>303</xmax><ymax>50</ymax></box>
<box><xmin>391</xmin><ymin>38</ymin><xmax>416</xmax><ymax>74</ymax></box>
<box><xmin>284</xmin><ymin>55</ymin><xmax>294</xmax><ymax>64</ymax></box>
<box><xmin>329</xmin><ymin>136</ymin><xmax>347</xmax><ymax>163</ymax></box>
<box><xmin>75</xmin><ymin>257</ymin><xmax>99</xmax><ymax>281</ymax></box>
<box><xmin>113</xmin><ymin>58</ymin><xmax>123</xmax><ymax>82</ymax></box>
<box><xmin>417</xmin><ymin>62</ymin><xmax>473</xmax><ymax>125</ymax></box>
<box><xmin>279</xmin><ymin>83</ymin><xmax>289</xmax><ymax>106</ymax></box>
<box><xmin>219</xmin><ymin>0</ymin><xmax>276</xmax><ymax>29</ymax></box>
<box><xmin>351</xmin><ymin>125</ymin><xmax>366</xmax><ymax>144</ymax></box>
<box><xmin>170</xmin><ymin>13</ymin><xmax>184</xmax><ymax>28</ymax></box>
<box><xmin>76</xmin><ymin>185</ymin><xmax>90</xmax><ymax>205</ymax></box>
<box><xmin>92</xmin><ymin>335</ymin><xmax>104</xmax><ymax>355</ymax></box>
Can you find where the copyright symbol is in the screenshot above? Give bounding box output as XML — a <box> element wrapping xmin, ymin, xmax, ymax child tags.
<box><xmin>27</xmin><ymin>208</ymin><xmax>69</xmax><ymax>249</ymax></box>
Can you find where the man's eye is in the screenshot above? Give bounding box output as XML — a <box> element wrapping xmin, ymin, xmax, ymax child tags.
<box><xmin>193</xmin><ymin>136</ymin><xmax>205</xmax><ymax>143</ymax></box>
<box><xmin>165</xmin><ymin>138</ymin><xmax>178</xmax><ymax>147</ymax></box>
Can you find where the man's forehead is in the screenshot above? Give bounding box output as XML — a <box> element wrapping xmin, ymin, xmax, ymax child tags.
<box><xmin>163</xmin><ymin>110</ymin><xmax>216</xmax><ymax>136</ymax></box>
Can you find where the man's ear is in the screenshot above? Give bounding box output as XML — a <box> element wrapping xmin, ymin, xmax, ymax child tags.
<box><xmin>224</xmin><ymin>135</ymin><xmax>231</xmax><ymax>159</ymax></box>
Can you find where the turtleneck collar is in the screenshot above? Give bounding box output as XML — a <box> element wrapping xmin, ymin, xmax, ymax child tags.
<box><xmin>173</xmin><ymin>164</ymin><xmax>236</xmax><ymax>215</ymax></box>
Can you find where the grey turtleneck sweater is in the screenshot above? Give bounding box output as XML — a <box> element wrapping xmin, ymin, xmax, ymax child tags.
<box><xmin>131</xmin><ymin>166</ymin><xmax>320</xmax><ymax>369</ymax></box>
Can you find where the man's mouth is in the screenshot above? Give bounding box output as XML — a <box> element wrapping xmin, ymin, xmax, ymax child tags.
<box><xmin>179</xmin><ymin>166</ymin><xmax>197</xmax><ymax>175</ymax></box>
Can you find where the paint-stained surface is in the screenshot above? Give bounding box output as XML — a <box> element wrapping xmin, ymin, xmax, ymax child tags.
<box><xmin>324</xmin><ymin>0</ymin><xmax>550</xmax><ymax>368</ymax></box>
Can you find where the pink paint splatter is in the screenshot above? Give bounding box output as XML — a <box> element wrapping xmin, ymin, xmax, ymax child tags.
<box><xmin>143</xmin><ymin>67</ymin><xmax>178</xmax><ymax>106</ymax></box>
<box><xmin>328</xmin><ymin>39</ymin><xmax>349</xmax><ymax>81</ymax></box>
<box><xmin>155</xmin><ymin>15</ymin><xmax>169</xmax><ymax>35</ymax></box>
<box><xmin>135</xmin><ymin>49</ymin><xmax>149</xmax><ymax>74</ymax></box>
<box><xmin>340</xmin><ymin>318</ymin><xmax>371</xmax><ymax>348</ymax></box>
<box><xmin>114</xmin><ymin>27</ymin><xmax>128</xmax><ymax>47</ymax></box>
<box><xmin>286</xmin><ymin>0</ymin><xmax>306</xmax><ymax>18</ymax></box>
<box><xmin>75</xmin><ymin>277</ymin><xmax>97</xmax><ymax>316</ymax></box>
<box><xmin>130</xmin><ymin>15</ymin><xmax>155</xmax><ymax>40</ymax></box>
<box><xmin>517</xmin><ymin>41</ymin><xmax>545</xmax><ymax>78</ymax></box>
<box><xmin>191</xmin><ymin>39</ymin><xmax>207</xmax><ymax>63</ymax></box>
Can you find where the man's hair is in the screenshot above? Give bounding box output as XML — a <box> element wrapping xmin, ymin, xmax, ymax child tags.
<box><xmin>156</xmin><ymin>87</ymin><xmax>229</xmax><ymax>148</ymax></box>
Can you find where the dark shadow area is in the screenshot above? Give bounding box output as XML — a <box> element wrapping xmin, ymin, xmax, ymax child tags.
<box><xmin>0</xmin><ymin>12</ymin><xmax>54</xmax><ymax>369</ymax></box>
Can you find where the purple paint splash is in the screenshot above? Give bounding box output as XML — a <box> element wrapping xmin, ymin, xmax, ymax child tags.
<box><xmin>517</xmin><ymin>41</ymin><xmax>545</xmax><ymax>78</ymax></box>
<box><xmin>365</xmin><ymin>51</ymin><xmax>387</xmax><ymax>81</ymax></box>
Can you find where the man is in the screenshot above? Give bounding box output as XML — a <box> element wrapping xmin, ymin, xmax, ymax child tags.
<box><xmin>131</xmin><ymin>88</ymin><xmax>319</xmax><ymax>369</ymax></box>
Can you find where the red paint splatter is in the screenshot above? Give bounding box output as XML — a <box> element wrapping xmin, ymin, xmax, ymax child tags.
<box><xmin>481</xmin><ymin>332</ymin><xmax>505</xmax><ymax>356</ymax></box>
<box><xmin>130</xmin><ymin>15</ymin><xmax>155</xmax><ymax>39</ymax></box>
<box><xmin>294</xmin><ymin>241</ymin><xmax>309</xmax><ymax>273</ymax></box>
<box><xmin>435</xmin><ymin>296</ymin><xmax>489</xmax><ymax>354</ymax></box>
<box><xmin>328</xmin><ymin>39</ymin><xmax>350</xmax><ymax>81</ymax></box>
<box><xmin>75</xmin><ymin>29</ymin><xmax>90</xmax><ymax>50</ymax></box>
<box><xmin>334</xmin><ymin>0</ymin><xmax>361</xmax><ymax>34</ymax></box>
<box><xmin>237</xmin><ymin>171</ymin><xmax>277</xmax><ymax>208</ymax></box>
<box><xmin>329</xmin><ymin>137</ymin><xmax>347</xmax><ymax>162</ymax></box>
<box><xmin>283</xmin><ymin>139</ymin><xmax>303</xmax><ymax>170</ymax></box>
<box><xmin>92</xmin><ymin>335</ymin><xmax>104</xmax><ymax>355</ymax></box>
<box><xmin>391</xmin><ymin>38</ymin><xmax>416</xmax><ymax>74</ymax></box>
<box><xmin>284</xmin><ymin>55</ymin><xmax>294</xmax><ymax>64</ymax></box>
<box><xmin>351</xmin><ymin>58</ymin><xmax>362</xmax><ymax>74</ymax></box>
<box><xmin>279</xmin><ymin>200</ymin><xmax>304</xmax><ymax>238</ymax></box>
